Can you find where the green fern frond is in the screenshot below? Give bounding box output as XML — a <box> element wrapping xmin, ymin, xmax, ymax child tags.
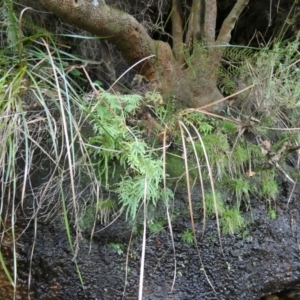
<box><xmin>223</xmin><ymin>46</ymin><xmax>256</xmax><ymax>62</ymax></box>
<box><xmin>1</xmin><ymin>0</ymin><xmax>19</xmax><ymax>46</ymax></box>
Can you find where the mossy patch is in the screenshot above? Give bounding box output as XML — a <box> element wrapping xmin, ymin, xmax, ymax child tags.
<box><xmin>165</xmin><ymin>151</ymin><xmax>199</xmax><ymax>187</ymax></box>
<box><xmin>79</xmin><ymin>205</ymin><xmax>96</xmax><ymax>233</ymax></box>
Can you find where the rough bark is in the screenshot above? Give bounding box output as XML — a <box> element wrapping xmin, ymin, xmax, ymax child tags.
<box><xmin>171</xmin><ymin>0</ymin><xmax>184</xmax><ymax>65</ymax></box>
<box><xmin>37</xmin><ymin>0</ymin><xmax>249</xmax><ymax>110</ymax></box>
<box><xmin>203</xmin><ymin>0</ymin><xmax>217</xmax><ymax>44</ymax></box>
<box><xmin>216</xmin><ymin>0</ymin><xmax>250</xmax><ymax>45</ymax></box>
<box><xmin>38</xmin><ymin>0</ymin><xmax>174</xmax><ymax>84</ymax></box>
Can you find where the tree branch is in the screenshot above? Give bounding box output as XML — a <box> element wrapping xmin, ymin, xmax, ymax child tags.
<box><xmin>38</xmin><ymin>0</ymin><xmax>174</xmax><ymax>81</ymax></box>
<box><xmin>191</xmin><ymin>0</ymin><xmax>201</xmax><ymax>41</ymax></box>
<box><xmin>171</xmin><ymin>0</ymin><xmax>184</xmax><ymax>64</ymax></box>
<box><xmin>216</xmin><ymin>0</ymin><xmax>249</xmax><ymax>45</ymax></box>
<box><xmin>204</xmin><ymin>0</ymin><xmax>217</xmax><ymax>44</ymax></box>
<box><xmin>185</xmin><ymin>10</ymin><xmax>193</xmax><ymax>46</ymax></box>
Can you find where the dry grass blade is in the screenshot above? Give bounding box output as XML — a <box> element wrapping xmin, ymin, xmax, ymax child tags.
<box><xmin>178</xmin><ymin>121</ymin><xmax>196</xmax><ymax>237</ymax></box>
<box><xmin>188</xmin><ymin>122</ymin><xmax>222</xmax><ymax>249</ymax></box>
<box><xmin>41</xmin><ymin>38</ymin><xmax>80</xmax><ymax>249</ymax></box>
<box><xmin>109</xmin><ymin>55</ymin><xmax>155</xmax><ymax>91</ymax></box>
<box><xmin>178</xmin><ymin>119</ymin><xmax>222</xmax><ymax>296</ymax></box>
<box><xmin>182</xmin><ymin>121</ymin><xmax>207</xmax><ymax>237</ymax></box>
<box><xmin>0</xmin><ymin>84</ymin><xmax>24</xmax><ymax>294</ymax></box>
<box><xmin>179</xmin><ymin>84</ymin><xmax>256</xmax><ymax>117</ymax></box>
<box><xmin>138</xmin><ymin>176</ymin><xmax>148</xmax><ymax>300</ymax></box>
<box><xmin>162</xmin><ymin>126</ymin><xmax>177</xmax><ymax>292</ymax></box>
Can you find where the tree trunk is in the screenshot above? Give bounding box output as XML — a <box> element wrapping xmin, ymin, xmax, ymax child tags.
<box><xmin>38</xmin><ymin>0</ymin><xmax>175</xmax><ymax>85</ymax></box>
<box><xmin>37</xmin><ymin>0</ymin><xmax>249</xmax><ymax>111</ymax></box>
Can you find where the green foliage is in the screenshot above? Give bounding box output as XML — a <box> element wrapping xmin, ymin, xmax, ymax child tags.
<box><xmin>268</xmin><ymin>209</ymin><xmax>277</xmax><ymax>220</ymax></box>
<box><xmin>202</xmin><ymin>192</ymin><xmax>244</xmax><ymax>235</ymax></box>
<box><xmin>1</xmin><ymin>0</ymin><xmax>18</xmax><ymax>46</ymax></box>
<box><xmin>0</xmin><ymin>243</ymin><xmax>13</xmax><ymax>286</ymax></box>
<box><xmin>1</xmin><ymin>7</ymin><xmax>298</xmax><ymax>294</ymax></box>
<box><xmin>218</xmin><ymin>46</ymin><xmax>257</xmax><ymax>95</ymax></box>
<box><xmin>79</xmin><ymin>206</ymin><xmax>96</xmax><ymax>232</ymax></box>
<box><xmin>144</xmin><ymin>91</ymin><xmax>173</xmax><ymax>121</ymax></box>
<box><xmin>165</xmin><ymin>152</ymin><xmax>186</xmax><ymax>179</ymax></box>
<box><xmin>79</xmin><ymin>199</ymin><xmax>117</xmax><ymax>231</ymax></box>
<box><xmin>97</xmin><ymin>198</ymin><xmax>117</xmax><ymax>217</ymax></box>
<box><xmin>220</xmin><ymin>37</ymin><xmax>300</xmax><ymax>129</ymax></box>
<box><xmin>182</xmin><ymin>112</ymin><xmax>214</xmax><ymax>135</ymax></box>
<box><xmin>261</xmin><ymin>175</ymin><xmax>279</xmax><ymax>199</ymax></box>
<box><xmin>247</xmin><ymin>144</ymin><xmax>265</xmax><ymax>166</ymax></box>
<box><xmin>221</xmin><ymin>121</ymin><xmax>238</xmax><ymax>134</ymax></box>
<box><xmin>117</xmin><ymin>170</ymin><xmax>163</xmax><ymax>220</ymax></box>
<box><xmin>196</xmin><ymin>132</ymin><xmax>230</xmax><ymax>178</ymax></box>
<box><xmin>88</xmin><ymin>91</ymin><xmax>143</xmax><ymax>185</ymax></box>
<box><xmin>0</xmin><ymin>7</ymin><xmax>112</xmax><ymax>286</ymax></box>
<box><xmin>88</xmin><ymin>92</ymin><xmax>142</xmax><ymax>176</ymax></box>
<box><xmin>233</xmin><ymin>145</ymin><xmax>248</xmax><ymax>166</ymax></box>
<box><xmin>148</xmin><ymin>219</ymin><xmax>165</xmax><ymax>233</ymax></box>
<box><xmin>221</xmin><ymin>207</ymin><xmax>245</xmax><ymax>235</ymax></box>
<box><xmin>256</xmin><ymin>39</ymin><xmax>300</xmax><ymax>111</ymax></box>
<box><xmin>109</xmin><ymin>242</ymin><xmax>124</xmax><ymax>255</ymax></box>
<box><xmin>181</xmin><ymin>229</ymin><xmax>194</xmax><ymax>245</ymax></box>
<box><xmin>179</xmin><ymin>51</ymin><xmax>300</xmax><ymax>235</ymax></box>
<box><xmin>199</xmin><ymin>122</ymin><xmax>214</xmax><ymax>135</ymax></box>
<box><xmin>87</xmin><ymin>88</ymin><xmax>173</xmax><ymax>220</ymax></box>
<box><xmin>181</xmin><ymin>108</ymin><xmax>289</xmax><ymax>230</ymax></box>
<box><xmin>203</xmin><ymin>192</ymin><xmax>225</xmax><ymax>217</ymax></box>
<box><xmin>229</xmin><ymin>177</ymin><xmax>251</xmax><ymax>207</ymax></box>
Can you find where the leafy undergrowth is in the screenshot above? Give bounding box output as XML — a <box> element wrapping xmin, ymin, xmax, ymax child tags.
<box><xmin>0</xmin><ymin>2</ymin><xmax>300</xmax><ymax>296</ymax></box>
<box><xmin>80</xmin><ymin>35</ymin><xmax>300</xmax><ymax>239</ymax></box>
<box><xmin>84</xmin><ymin>74</ymin><xmax>300</xmax><ymax>237</ymax></box>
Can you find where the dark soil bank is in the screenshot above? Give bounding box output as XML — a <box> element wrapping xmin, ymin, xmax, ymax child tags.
<box><xmin>10</xmin><ymin>181</ymin><xmax>300</xmax><ymax>300</ymax></box>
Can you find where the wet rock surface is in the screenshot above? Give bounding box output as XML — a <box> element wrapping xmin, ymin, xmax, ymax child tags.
<box><xmin>10</xmin><ymin>182</ymin><xmax>300</xmax><ymax>300</ymax></box>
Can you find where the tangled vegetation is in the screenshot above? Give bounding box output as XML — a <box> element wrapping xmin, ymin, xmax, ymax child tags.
<box><xmin>0</xmin><ymin>0</ymin><xmax>300</xmax><ymax>298</ymax></box>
